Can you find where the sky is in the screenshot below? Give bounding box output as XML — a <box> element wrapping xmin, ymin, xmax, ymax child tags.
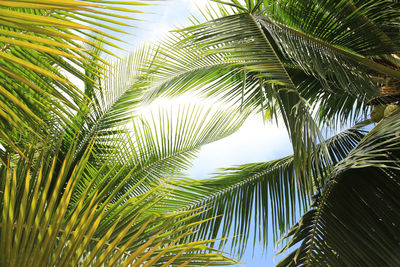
<box><xmin>113</xmin><ymin>0</ymin><xmax>295</xmax><ymax>265</ymax></box>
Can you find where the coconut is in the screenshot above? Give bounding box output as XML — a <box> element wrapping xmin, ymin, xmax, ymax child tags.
<box><xmin>384</xmin><ymin>104</ymin><xmax>400</xmax><ymax>117</ymax></box>
<box><xmin>370</xmin><ymin>105</ymin><xmax>386</xmax><ymax>122</ymax></box>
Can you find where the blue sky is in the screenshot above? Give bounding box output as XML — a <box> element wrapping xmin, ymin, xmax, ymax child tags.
<box><xmin>113</xmin><ymin>0</ymin><xmax>296</xmax><ymax>265</ymax></box>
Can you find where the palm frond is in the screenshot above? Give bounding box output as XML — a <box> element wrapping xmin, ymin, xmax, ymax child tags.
<box><xmin>208</xmin><ymin>1</ymin><xmax>397</xmax><ymax>126</ymax></box>
<box><xmin>69</xmin><ymin>45</ymin><xmax>155</xmax><ymax>158</ymax></box>
<box><xmin>291</xmin><ymin>69</ymin><xmax>371</xmax><ymax>128</ymax></box>
<box><xmin>277</xmin><ymin>113</ymin><xmax>400</xmax><ymax>266</ymax></box>
<box><xmin>72</xmin><ymin>104</ymin><xmax>250</xmax><ymax>204</ymax></box>
<box><xmin>271</xmin><ymin>0</ymin><xmax>400</xmax><ymax>56</ymax></box>
<box><xmin>262</xmin><ymin>0</ymin><xmax>400</xmax><ymax>81</ymax></box>
<box><xmin>258</xmin><ymin>17</ymin><xmax>382</xmax><ymax>98</ymax></box>
<box><xmin>0</xmin><ymin>0</ymin><xmax>147</xmax><ymax>155</ymax></box>
<box><xmin>87</xmin><ymin>45</ymin><xmax>155</xmax><ymax>133</ymax></box>
<box><xmin>0</xmin><ymin>136</ymin><xmax>237</xmax><ymax>266</ymax></box>
<box><xmin>255</xmin><ymin>0</ymin><xmax>400</xmax><ymax>105</ymax></box>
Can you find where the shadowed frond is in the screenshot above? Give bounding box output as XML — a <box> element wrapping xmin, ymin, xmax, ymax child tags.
<box><xmin>291</xmin><ymin>69</ymin><xmax>371</xmax><ymax>128</ymax></box>
<box><xmin>257</xmin><ymin>0</ymin><xmax>400</xmax><ymax>117</ymax></box>
<box><xmin>210</xmin><ymin>0</ymin><xmax>398</xmax><ymax>125</ymax></box>
<box><xmin>276</xmin><ymin>113</ymin><xmax>400</xmax><ymax>266</ymax></box>
<box><xmin>270</xmin><ymin>0</ymin><xmax>400</xmax><ymax>56</ymax></box>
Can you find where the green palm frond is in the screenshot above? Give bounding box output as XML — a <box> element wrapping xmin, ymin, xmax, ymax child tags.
<box><xmin>261</xmin><ymin>0</ymin><xmax>400</xmax><ymax>80</ymax></box>
<box><xmin>258</xmin><ymin>16</ymin><xmax>382</xmax><ymax>98</ymax></box>
<box><xmin>128</xmin><ymin>104</ymin><xmax>248</xmax><ymax>179</ymax></box>
<box><xmin>76</xmin><ymin>104</ymin><xmax>250</xmax><ymax>202</ymax></box>
<box><xmin>160</xmin><ymin>122</ymin><xmax>367</xmax><ymax>256</ymax></box>
<box><xmin>271</xmin><ymin>0</ymin><xmax>400</xmax><ymax>56</ymax></box>
<box><xmin>0</xmin><ymin>137</ymin><xmax>237</xmax><ymax>267</ymax></box>
<box><xmin>68</xmin><ymin>45</ymin><xmax>155</xmax><ymax>159</ymax></box>
<box><xmin>276</xmin><ymin>113</ymin><xmax>400</xmax><ymax>266</ymax></box>
<box><xmin>291</xmin><ymin>69</ymin><xmax>371</xmax><ymax>127</ymax></box>
<box><xmin>0</xmin><ymin>0</ymin><xmax>147</xmax><ymax>155</ymax></box>
<box><xmin>257</xmin><ymin>0</ymin><xmax>400</xmax><ymax>102</ymax></box>
<box><xmin>86</xmin><ymin>45</ymin><xmax>154</xmax><ymax>133</ymax></box>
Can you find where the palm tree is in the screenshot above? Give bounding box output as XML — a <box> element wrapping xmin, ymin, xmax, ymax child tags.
<box><xmin>138</xmin><ymin>0</ymin><xmax>400</xmax><ymax>264</ymax></box>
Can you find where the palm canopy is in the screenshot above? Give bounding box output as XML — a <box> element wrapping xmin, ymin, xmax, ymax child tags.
<box><xmin>1</xmin><ymin>0</ymin><xmax>400</xmax><ymax>265</ymax></box>
<box><xmin>145</xmin><ymin>0</ymin><xmax>396</xmax><ymax>187</ymax></box>
<box><xmin>149</xmin><ymin>0</ymin><xmax>399</xmax><ymax>125</ymax></box>
<box><xmin>0</xmin><ymin>39</ymin><xmax>251</xmax><ymax>264</ymax></box>
<box><xmin>161</xmin><ymin>122</ymin><xmax>368</xmax><ymax>257</ymax></box>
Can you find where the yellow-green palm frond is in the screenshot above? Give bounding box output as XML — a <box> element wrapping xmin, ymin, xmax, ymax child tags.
<box><xmin>0</xmin><ymin>135</ymin><xmax>237</xmax><ymax>266</ymax></box>
<box><xmin>0</xmin><ymin>0</ymin><xmax>148</xmax><ymax>156</ymax></box>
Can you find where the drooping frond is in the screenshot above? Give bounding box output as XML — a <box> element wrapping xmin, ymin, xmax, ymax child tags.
<box><xmin>161</xmin><ymin>122</ymin><xmax>367</xmax><ymax>256</ymax></box>
<box><xmin>209</xmin><ymin>0</ymin><xmax>397</xmax><ymax>126</ymax></box>
<box><xmin>291</xmin><ymin>69</ymin><xmax>371</xmax><ymax>128</ymax></box>
<box><xmin>277</xmin><ymin>113</ymin><xmax>400</xmax><ymax>266</ymax></box>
